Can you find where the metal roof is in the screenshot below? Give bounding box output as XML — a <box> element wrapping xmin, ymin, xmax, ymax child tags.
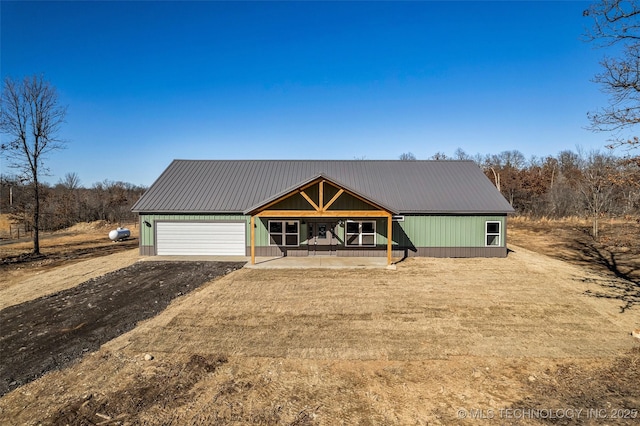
<box><xmin>131</xmin><ymin>160</ymin><xmax>515</xmax><ymax>214</ymax></box>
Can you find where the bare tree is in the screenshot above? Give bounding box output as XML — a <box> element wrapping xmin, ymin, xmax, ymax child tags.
<box><xmin>399</xmin><ymin>152</ymin><xmax>416</xmax><ymax>161</ymax></box>
<box><xmin>483</xmin><ymin>151</ymin><xmax>526</xmax><ymax>207</ymax></box>
<box><xmin>453</xmin><ymin>147</ymin><xmax>472</xmax><ymax>161</ymax></box>
<box><xmin>55</xmin><ymin>172</ymin><xmax>81</xmax><ymax>228</ymax></box>
<box><xmin>430</xmin><ymin>152</ymin><xmax>449</xmax><ymax>160</ymax></box>
<box><xmin>59</xmin><ymin>172</ymin><xmax>81</xmax><ymax>190</ymax></box>
<box><xmin>585</xmin><ymin>0</ymin><xmax>640</xmax><ymax>150</ymax></box>
<box><xmin>0</xmin><ymin>75</ymin><xmax>67</xmax><ymax>254</ymax></box>
<box><xmin>579</xmin><ymin>151</ymin><xmax>618</xmax><ymax>239</ymax></box>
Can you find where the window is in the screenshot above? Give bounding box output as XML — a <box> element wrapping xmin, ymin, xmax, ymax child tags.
<box><xmin>346</xmin><ymin>220</ymin><xmax>376</xmax><ymax>247</ymax></box>
<box><xmin>485</xmin><ymin>221</ymin><xmax>501</xmax><ymax>246</ymax></box>
<box><xmin>269</xmin><ymin>220</ymin><xmax>299</xmax><ymax>246</ymax></box>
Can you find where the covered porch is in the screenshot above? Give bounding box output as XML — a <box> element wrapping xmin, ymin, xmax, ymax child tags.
<box><xmin>244</xmin><ymin>175</ymin><xmax>397</xmax><ymax>266</ymax></box>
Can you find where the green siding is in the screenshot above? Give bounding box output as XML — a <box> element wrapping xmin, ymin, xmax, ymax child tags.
<box><xmin>139</xmin><ymin>214</ymin><xmax>506</xmax><ymax>249</ymax></box>
<box><xmin>394</xmin><ymin>215</ymin><xmax>506</xmax><ymax>247</ymax></box>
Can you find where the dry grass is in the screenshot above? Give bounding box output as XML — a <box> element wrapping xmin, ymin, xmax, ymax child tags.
<box><xmin>0</xmin><ymin>214</ymin><xmax>12</xmax><ymax>230</ymax></box>
<box><xmin>116</xmin><ymin>254</ymin><xmax>636</xmax><ymax>360</ymax></box>
<box><xmin>510</xmin><ymin>216</ymin><xmax>640</xmax><ymax>313</ymax></box>
<box><xmin>0</xmin><ymin>220</ymin><xmax>140</xmax><ymax>299</ymax></box>
<box><xmin>0</xmin><ymin>220</ymin><xmax>138</xmax><ymax>257</ymax></box>
<box><xmin>1</xmin><ymin>244</ymin><xmax>638</xmax><ymax>425</ymax></box>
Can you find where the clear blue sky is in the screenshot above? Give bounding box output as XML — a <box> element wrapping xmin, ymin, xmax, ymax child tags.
<box><xmin>1</xmin><ymin>1</ymin><xmax>613</xmax><ymax>187</ymax></box>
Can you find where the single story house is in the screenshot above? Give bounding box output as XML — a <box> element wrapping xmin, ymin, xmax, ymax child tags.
<box><xmin>131</xmin><ymin>160</ymin><xmax>515</xmax><ymax>265</ymax></box>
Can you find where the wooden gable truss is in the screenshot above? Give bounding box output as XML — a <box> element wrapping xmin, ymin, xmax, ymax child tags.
<box><xmin>248</xmin><ymin>178</ymin><xmax>394</xmax><ymax>265</ymax></box>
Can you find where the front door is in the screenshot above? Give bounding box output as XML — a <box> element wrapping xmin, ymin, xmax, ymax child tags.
<box><xmin>308</xmin><ymin>222</ymin><xmax>336</xmax><ymax>256</ymax></box>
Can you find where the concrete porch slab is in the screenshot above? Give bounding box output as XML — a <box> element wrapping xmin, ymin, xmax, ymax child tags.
<box><xmin>246</xmin><ymin>256</ymin><xmax>394</xmax><ymax>269</ymax></box>
<box><xmin>141</xmin><ymin>255</ymin><xmax>394</xmax><ymax>269</ymax></box>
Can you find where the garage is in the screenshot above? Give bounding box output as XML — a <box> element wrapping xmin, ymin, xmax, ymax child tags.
<box><xmin>155</xmin><ymin>222</ymin><xmax>246</xmax><ymax>256</ymax></box>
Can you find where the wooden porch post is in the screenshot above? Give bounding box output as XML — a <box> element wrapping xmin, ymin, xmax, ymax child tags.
<box><xmin>387</xmin><ymin>214</ymin><xmax>392</xmax><ymax>266</ymax></box>
<box><xmin>250</xmin><ymin>215</ymin><xmax>255</xmax><ymax>265</ymax></box>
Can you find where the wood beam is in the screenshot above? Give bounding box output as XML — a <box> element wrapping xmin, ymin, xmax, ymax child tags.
<box><xmin>251</xmin><ymin>180</ymin><xmax>320</xmax><ymax>213</ymax></box>
<box><xmin>247</xmin><ymin>176</ymin><xmax>395</xmax><ymax>217</ymax></box>
<box><xmin>251</xmin><ymin>183</ymin><xmax>324</xmax><ymax>214</ymax></box>
<box><xmin>387</xmin><ymin>214</ymin><xmax>392</xmax><ymax>266</ymax></box>
<box><xmin>250</xmin><ymin>216</ymin><xmax>255</xmax><ymax>265</ymax></box>
<box><xmin>323</xmin><ymin>189</ymin><xmax>344</xmax><ymax>211</ymax></box>
<box><xmin>256</xmin><ymin>210</ymin><xmax>390</xmax><ymax>218</ymax></box>
<box><xmin>299</xmin><ymin>190</ymin><xmax>320</xmax><ymax>211</ymax></box>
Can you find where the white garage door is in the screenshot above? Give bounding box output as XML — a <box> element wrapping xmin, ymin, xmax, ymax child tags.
<box><xmin>156</xmin><ymin>222</ymin><xmax>246</xmax><ymax>256</ymax></box>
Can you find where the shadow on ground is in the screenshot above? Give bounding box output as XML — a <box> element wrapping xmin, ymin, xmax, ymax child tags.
<box><xmin>510</xmin><ymin>219</ymin><xmax>640</xmax><ymax>313</ymax></box>
<box><xmin>566</xmin><ymin>239</ymin><xmax>639</xmax><ymax>313</ymax></box>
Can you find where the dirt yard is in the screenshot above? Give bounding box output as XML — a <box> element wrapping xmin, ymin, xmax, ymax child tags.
<box><xmin>0</xmin><ymin>218</ymin><xmax>638</xmax><ymax>425</ymax></box>
<box><xmin>0</xmin><ymin>220</ymin><xmax>140</xmax><ymax>304</ymax></box>
<box><xmin>509</xmin><ymin>217</ymin><xmax>640</xmax><ymax>313</ymax></box>
<box><xmin>0</xmin><ymin>261</ymin><xmax>244</xmax><ymax>396</ymax></box>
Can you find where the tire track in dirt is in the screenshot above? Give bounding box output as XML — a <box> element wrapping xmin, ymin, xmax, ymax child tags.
<box><xmin>0</xmin><ymin>249</ymin><xmax>140</xmax><ymax>310</ymax></box>
<box><xmin>0</xmin><ymin>261</ymin><xmax>244</xmax><ymax>396</ymax></box>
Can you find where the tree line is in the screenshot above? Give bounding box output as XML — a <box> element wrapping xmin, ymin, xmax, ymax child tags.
<box><xmin>0</xmin><ymin>172</ymin><xmax>146</xmax><ymax>233</ymax></box>
<box><xmin>401</xmin><ymin>149</ymin><xmax>639</xmax><ymax>238</ymax></box>
<box><xmin>2</xmin><ymin>0</ymin><xmax>637</xmax><ymax>253</ymax></box>
<box><xmin>1</xmin><ymin>147</ymin><xmax>637</xmax><ymax>241</ymax></box>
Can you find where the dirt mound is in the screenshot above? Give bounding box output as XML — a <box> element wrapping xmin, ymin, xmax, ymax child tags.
<box><xmin>0</xmin><ymin>214</ymin><xmax>13</xmax><ymax>229</ymax></box>
<box><xmin>61</xmin><ymin>220</ymin><xmax>115</xmax><ymax>233</ymax></box>
<box><xmin>0</xmin><ymin>238</ymin><xmax>137</xmax><ymax>268</ymax></box>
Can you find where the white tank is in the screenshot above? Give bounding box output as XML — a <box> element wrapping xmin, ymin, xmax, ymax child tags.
<box><xmin>109</xmin><ymin>227</ymin><xmax>131</xmax><ymax>241</ymax></box>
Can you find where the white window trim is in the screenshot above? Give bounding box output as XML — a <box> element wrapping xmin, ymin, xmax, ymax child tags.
<box><xmin>345</xmin><ymin>220</ymin><xmax>376</xmax><ymax>247</ymax></box>
<box><xmin>268</xmin><ymin>220</ymin><xmax>300</xmax><ymax>247</ymax></box>
<box><xmin>485</xmin><ymin>221</ymin><xmax>501</xmax><ymax>247</ymax></box>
